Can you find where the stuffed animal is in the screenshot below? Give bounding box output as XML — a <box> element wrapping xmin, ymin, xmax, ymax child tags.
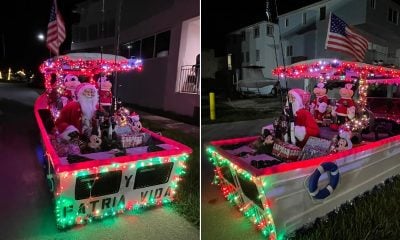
<box><xmin>129</xmin><ymin>113</ymin><xmax>142</xmax><ymax>133</ymax></box>
<box><xmin>310</xmin><ymin>82</ymin><xmax>329</xmax><ymax>124</ymax></box>
<box><xmin>87</xmin><ymin>135</ymin><xmax>102</xmax><ymax>151</ymax></box>
<box><xmin>63</xmin><ymin>74</ymin><xmax>80</xmax><ymax>102</ymax></box>
<box><xmin>332</xmin><ymin>83</ymin><xmax>355</xmax><ymax>125</ymax></box>
<box><xmin>330</xmin><ymin>131</ymin><xmax>353</xmax><ymax>153</ymax></box>
<box><xmin>97</xmin><ymin>76</ymin><xmax>113</xmax><ymax>107</ymax></box>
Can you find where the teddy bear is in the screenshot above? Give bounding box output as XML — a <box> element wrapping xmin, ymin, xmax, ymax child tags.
<box><xmin>310</xmin><ymin>82</ymin><xmax>329</xmax><ymax>124</ymax></box>
<box><xmin>97</xmin><ymin>76</ymin><xmax>113</xmax><ymax>109</ymax></box>
<box><xmin>332</xmin><ymin>83</ymin><xmax>356</xmax><ymax>126</ymax></box>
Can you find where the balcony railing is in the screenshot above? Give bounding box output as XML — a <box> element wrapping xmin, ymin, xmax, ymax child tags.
<box><xmin>177</xmin><ymin>65</ymin><xmax>199</xmax><ymax>94</ymax></box>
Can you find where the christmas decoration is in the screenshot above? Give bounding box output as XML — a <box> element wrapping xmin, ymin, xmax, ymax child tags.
<box><xmin>207</xmin><ymin>59</ymin><xmax>400</xmax><ymax>239</ymax></box>
<box><xmin>310</xmin><ymin>82</ymin><xmax>329</xmax><ymax>124</ymax></box>
<box><xmin>97</xmin><ymin>76</ymin><xmax>112</xmax><ymax>107</ymax></box>
<box><xmin>35</xmin><ymin>53</ymin><xmax>191</xmax><ymax>230</ymax></box>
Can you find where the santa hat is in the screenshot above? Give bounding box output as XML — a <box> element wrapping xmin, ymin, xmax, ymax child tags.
<box><xmin>75</xmin><ymin>83</ymin><xmax>98</xmax><ymax>99</ymax></box>
<box><xmin>289</xmin><ymin>88</ymin><xmax>311</xmax><ymax>108</ymax></box>
<box><xmin>129</xmin><ymin>112</ymin><xmax>140</xmax><ymax>122</ymax></box>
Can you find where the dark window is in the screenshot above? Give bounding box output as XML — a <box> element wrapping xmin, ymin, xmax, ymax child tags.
<box><xmin>131</xmin><ymin>41</ymin><xmax>141</xmax><ymax>58</ymax></box>
<box><xmin>266</xmin><ymin>25</ymin><xmax>274</xmax><ymax>36</ymax></box>
<box><xmin>155</xmin><ymin>31</ymin><xmax>170</xmax><ymax>57</ymax></box>
<box><xmin>389</xmin><ymin>8</ymin><xmax>398</xmax><ymax>24</ymax></box>
<box><xmin>106</xmin><ymin>19</ymin><xmax>115</xmax><ymax>38</ymax></box>
<box><xmin>133</xmin><ymin>162</ymin><xmax>174</xmax><ymax>189</ymax></box>
<box><xmin>285</xmin><ymin>18</ymin><xmax>289</xmax><ymax>27</ymax></box>
<box><xmin>141</xmin><ymin>36</ymin><xmax>155</xmax><ymax>59</ymax></box>
<box><xmin>237</xmin><ymin>173</ymin><xmax>264</xmax><ymax>210</ymax></box>
<box><xmin>241</xmin><ymin>52</ymin><xmax>245</xmax><ymax>62</ymax></box>
<box><xmin>79</xmin><ymin>27</ymin><xmax>87</xmax><ymax>42</ymax></box>
<box><xmin>256</xmin><ymin>50</ymin><xmax>260</xmax><ymax>61</ymax></box>
<box><xmin>246</xmin><ymin>51</ymin><xmax>250</xmax><ymax>62</ymax></box>
<box><xmin>88</xmin><ymin>24</ymin><xmax>98</xmax><ymax>40</ymax></box>
<box><xmin>370</xmin><ymin>0</ymin><xmax>376</xmax><ymax>9</ymax></box>
<box><xmin>320</xmin><ymin>7</ymin><xmax>326</xmax><ymax>20</ymax></box>
<box><xmin>241</xmin><ymin>31</ymin><xmax>246</xmax><ymax>41</ymax></box>
<box><xmin>303</xmin><ymin>13</ymin><xmax>307</xmax><ymax>24</ymax></box>
<box><xmin>75</xmin><ymin>171</ymin><xmax>122</xmax><ymax>200</ymax></box>
<box><xmin>72</xmin><ymin>26</ymin><xmax>79</xmax><ymax>43</ymax></box>
<box><xmin>254</xmin><ymin>26</ymin><xmax>260</xmax><ymax>38</ymax></box>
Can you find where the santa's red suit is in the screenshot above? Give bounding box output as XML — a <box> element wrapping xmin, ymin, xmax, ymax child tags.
<box><xmin>294</xmin><ymin>108</ymin><xmax>320</xmax><ymax>147</ymax></box>
<box><xmin>289</xmin><ymin>89</ymin><xmax>320</xmax><ymax>147</ymax></box>
<box><xmin>99</xmin><ymin>90</ymin><xmax>112</xmax><ymax>106</ymax></box>
<box><xmin>56</xmin><ymin>83</ymin><xmax>98</xmax><ymax>140</ymax></box>
<box><xmin>335</xmin><ymin>98</ymin><xmax>355</xmax><ymax>117</ymax></box>
<box><xmin>55</xmin><ymin>101</ymin><xmax>85</xmax><ymax>136</ymax></box>
<box><xmin>311</xmin><ymin>95</ymin><xmax>329</xmax><ymax>123</ymax></box>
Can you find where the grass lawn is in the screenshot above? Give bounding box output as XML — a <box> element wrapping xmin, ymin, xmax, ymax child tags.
<box><xmin>291</xmin><ymin>176</ymin><xmax>400</xmax><ymax>239</ymax></box>
<box><xmin>141</xmin><ymin>119</ymin><xmax>199</xmax><ymax>227</ymax></box>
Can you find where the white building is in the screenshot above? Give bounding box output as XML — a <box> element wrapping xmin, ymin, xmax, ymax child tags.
<box><xmin>71</xmin><ymin>0</ymin><xmax>199</xmax><ymax>119</ymax></box>
<box><xmin>228</xmin><ymin>0</ymin><xmax>400</xmax><ymax>83</ymax></box>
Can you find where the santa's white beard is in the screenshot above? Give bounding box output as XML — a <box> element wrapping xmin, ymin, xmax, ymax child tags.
<box><xmin>79</xmin><ymin>95</ymin><xmax>97</xmax><ymax>120</ymax></box>
<box><xmin>291</xmin><ymin>100</ymin><xmax>303</xmax><ymax>116</ymax></box>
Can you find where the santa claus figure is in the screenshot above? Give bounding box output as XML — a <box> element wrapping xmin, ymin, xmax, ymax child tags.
<box><xmin>97</xmin><ymin>76</ymin><xmax>112</xmax><ymax>108</ymax></box>
<box><xmin>310</xmin><ymin>82</ymin><xmax>329</xmax><ymax>124</ymax></box>
<box><xmin>333</xmin><ymin>83</ymin><xmax>355</xmax><ymax>125</ymax></box>
<box><xmin>288</xmin><ymin>89</ymin><xmax>320</xmax><ymax>147</ymax></box>
<box><xmin>56</xmin><ymin>83</ymin><xmax>99</xmax><ymax>141</ymax></box>
<box><xmin>62</xmin><ymin>74</ymin><xmax>80</xmax><ymax>103</ymax></box>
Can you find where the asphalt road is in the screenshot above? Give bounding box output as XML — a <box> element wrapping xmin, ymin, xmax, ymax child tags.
<box><xmin>0</xmin><ymin>82</ymin><xmax>198</xmax><ymax>240</ymax></box>
<box><xmin>201</xmin><ymin>118</ymin><xmax>275</xmax><ymax>240</ymax></box>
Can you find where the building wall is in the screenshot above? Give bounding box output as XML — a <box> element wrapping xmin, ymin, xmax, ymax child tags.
<box><xmin>71</xmin><ymin>0</ymin><xmax>199</xmax><ymax>118</ymax></box>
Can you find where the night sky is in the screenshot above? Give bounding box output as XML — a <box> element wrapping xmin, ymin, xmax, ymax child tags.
<box><xmin>202</xmin><ymin>0</ymin><xmax>322</xmax><ymax>55</ymax></box>
<box><xmin>0</xmin><ymin>0</ymin><xmax>82</xmax><ymax>72</ymax></box>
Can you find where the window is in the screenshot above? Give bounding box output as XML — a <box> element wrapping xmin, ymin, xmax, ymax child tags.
<box><xmin>303</xmin><ymin>13</ymin><xmax>307</xmax><ymax>25</ymax></box>
<box><xmin>266</xmin><ymin>24</ymin><xmax>273</xmax><ymax>36</ymax></box>
<box><xmin>141</xmin><ymin>36</ymin><xmax>155</xmax><ymax>59</ymax></box>
<box><xmin>370</xmin><ymin>0</ymin><xmax>376</xmax><ymax>9</ymax></box>
<box><xmin>75</xmin><ymin>171</ymin><xmax>122</xmax><ymax>200</ymax></box>
<box><xmin>256</xmin><ymin>50</ymin><xmax>260</xmax><ymax>61</ymax></box>
<box><xmin>131</xmin><ymin>41</ymin><xmax>141</xmax><ymax>58</ymax></box>
<box><xmin>246</xmin><ymin>51</ymin><xmax>250</xmax><ymax>62</ymax></box>
<box><xmin>286</xmin><ymin>45</ymin><xmax>293</xmax><ymax>57</ymax></box>
<box><xmin>88</xmin><ymin>24</ymin><xmax>98</xmax><ymax>40</ymax></box>
<box><xmin>133</xmin><ymin>163</ymin><xmax>174</xmax><ymax>189</ymax></box>
<box><xmin>285</xmin><ymin>18</ymin><xmax>289</xmax><ymax>27</ymax></box>
<box><xmin>241</xmin><ymin>31</ymin><xmax>246</xmax><ymax>41</ymax></box>
<box><xmin>389</xmin><ymin>8</ymin><xmax>399</xmax><ymax>24</ymax></box>
<box><xmin>155</xmin><ymin>31</ymin><xmax>170</xmax><ymax>57</ymax></box>
<box><xmin>320</xmin><ymin>7</ymin><xmax>326</xmax><ymax>20</ymax></box>
<box><xmin>241</xmin><ymin>52</ymin><xmax>245</xmax><ymax>62</ymax></box>
<box><xmin>254</xmin><ymin>26</ymin><xmax>260</xmax><ymax>38</ymax></box>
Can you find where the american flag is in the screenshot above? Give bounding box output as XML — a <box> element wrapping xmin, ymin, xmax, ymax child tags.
<box><xmin>325</xmin><ymin>13</ymin><xmax>368</xmax><ymax>62</ymax></box>
<box><xmin>46</xmin><ymin>0</ymin><xmax>66</xmax><ymax>56</ymax></box>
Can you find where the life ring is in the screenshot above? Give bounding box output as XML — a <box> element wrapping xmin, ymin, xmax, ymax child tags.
<box><xmin>307</xmin><ymin>162</ymin><xmax>340</xmax><ymax>200</ymax></box>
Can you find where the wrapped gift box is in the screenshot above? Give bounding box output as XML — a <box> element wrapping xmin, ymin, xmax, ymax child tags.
<box><xmin>119</xmin><ymin>133</ymin><xmax>144</xmax><ymax>148</ymax></box>
<box><xmin>272</xmin><ymin>141</ymin><xmax>301</xmax><ymax>161</ymax></box>
<box><xmin>298</xmin><ymin>136</ymin><xmax>332</xmax><ymax>160</ymax></box>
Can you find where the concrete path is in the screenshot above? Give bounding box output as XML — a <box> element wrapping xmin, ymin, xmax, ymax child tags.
<box><xmin>0</xmin><ymin>82</ymin><xmax>199</xmax><ymax>240</ymax></box>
